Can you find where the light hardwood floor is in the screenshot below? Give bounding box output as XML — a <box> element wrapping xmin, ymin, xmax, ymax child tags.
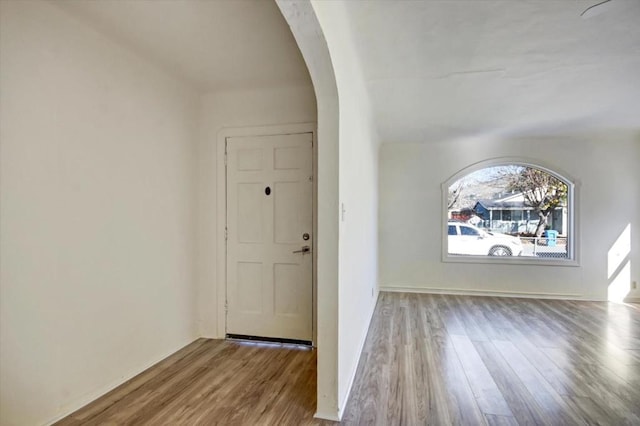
<box><xmin>55</xmin><ymin>339</ymin><xmax>332</xmax><ymax>426</ymax></box>
<box><xmin>342</xmin><ymin>293</ymin><xmax>640</xmax><ymax>425</ymax></box>
<box><xmin>57</xmin><ymin>293</ymin><xmax>640</xmax><ymax>425</ymax></box>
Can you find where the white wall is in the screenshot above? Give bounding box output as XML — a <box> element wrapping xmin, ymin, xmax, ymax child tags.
<box><xmin>276</xmin><ymin>1</ymin><xmax>341</xmax><ymax>419</ymax></box>
<box><xmin>196</xmin><ymin>85</ymin><xmax>316</xmax><ymax>338</ymax></box>
<box><xmin>379</xmin><ymin>132</ymin><xmax>640</xmax><ymax>301</ymax></box>
<box><xmin>311</xmin><ymin>1</ymin><xmax>381</xmax><ymax>418</ymax></box>
<box><xmin>0</xmin><ymin>2</ymin><xmax>199</xmax><ymax>425</ymax></box>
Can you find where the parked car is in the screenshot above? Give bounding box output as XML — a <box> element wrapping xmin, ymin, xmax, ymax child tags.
<box><xmin>448</xmin><ymin>222</ymin><xmax>523</xmax><ymax>256</ymax></box>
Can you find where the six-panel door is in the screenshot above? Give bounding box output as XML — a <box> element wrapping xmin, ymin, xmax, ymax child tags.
<box><xmin>226</xmin><ymin>133</ymin><xmax>313</xmax><ymax>341</ymax></box>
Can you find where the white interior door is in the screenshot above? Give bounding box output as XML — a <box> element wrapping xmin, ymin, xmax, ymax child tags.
<box><xmin>226</xmin><ymin>133</ymin><xmax>313</xmax><ymax>342</ymax></box>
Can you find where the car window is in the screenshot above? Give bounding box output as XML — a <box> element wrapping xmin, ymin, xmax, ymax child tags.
<box><xmin>448</xmin><ymin>225</ymin><xmax>457</xmax><ymax>236</ymax></box>
<box><xmin>460</xmin><ymin>226</ymin><xmax>479</xmax><ymax>236</ymax></box>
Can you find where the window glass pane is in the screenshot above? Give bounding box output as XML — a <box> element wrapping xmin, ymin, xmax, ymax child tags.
<box><xmin>446</xmin><ymin>164</ymin><xmax>571</xmax><ymax>260</ymax></box>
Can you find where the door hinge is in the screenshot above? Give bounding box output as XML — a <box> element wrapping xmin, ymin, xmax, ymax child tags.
<box><xmin>224</xmin><ymin>151</ymin><xmax>228</xmax><ymax>166</ymax></box>
<box><xmin>225</xmin><ymin>227</ymin><xmax>228</xmax><ymax>241</ymax></box>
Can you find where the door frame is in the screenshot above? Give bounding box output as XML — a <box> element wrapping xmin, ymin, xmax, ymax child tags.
<box><xmin>216</xmin><ymin>123</ymin><xmax>317</xmax><ymax>345</ymax></box>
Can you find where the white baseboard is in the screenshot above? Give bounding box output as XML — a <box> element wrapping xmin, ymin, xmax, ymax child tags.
<box><xmin>623</xmin><ymin>297</ymin><xmax>640</xmax><ymax>303</ymax></box>
<box><xmin>335</xmin><ymin>288</ymin><xmax>379</xmax><ymax>421</ymax></box>
<box><xmin>314</xmin><ymin>411</ymin><xmax>341</xmax><ymax>422</ymax></box>
<box><xmin>379</xmin><ymin>285</ymin><xmax>603</xmax><ymax>301</ymax></box>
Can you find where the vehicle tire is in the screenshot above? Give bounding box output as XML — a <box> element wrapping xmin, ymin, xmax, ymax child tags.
<box><xmin>489</xmin><ymin>246</ymin><xmax>512</xmax><ymax>256</ymax></box>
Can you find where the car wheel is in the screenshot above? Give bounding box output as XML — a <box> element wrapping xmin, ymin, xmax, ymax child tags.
<box><xmin>489</xmin><ymin>246</ymin><xmax>512</xmax><ymax>256</ymax></box>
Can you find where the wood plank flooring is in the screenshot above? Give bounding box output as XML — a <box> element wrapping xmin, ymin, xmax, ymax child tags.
<box><xmin>342</xmin><ymin>293</ymin><xmax>640</xmax><ymax>425</ymax></box>
<box><xmin>56</xmin><ymin>293</ymin><xmax>640</xmax><ymax>425</ymax></box>
<box><xmin>55</xmin><ymin>339</ymin><xmax>333</xmax><ymax>426</ymax></box>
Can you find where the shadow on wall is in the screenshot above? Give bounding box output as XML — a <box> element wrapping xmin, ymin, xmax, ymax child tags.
<box><xmin>607</xmin><ymin>223</ymin><xmax>631</xmax><ymax>302</ymax></box>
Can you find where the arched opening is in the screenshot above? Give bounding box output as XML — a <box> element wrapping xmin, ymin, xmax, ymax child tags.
<box><xmin>276</xmin><ymin>1</ymin><xmax>341</xmax><ymax>420</ymax></box>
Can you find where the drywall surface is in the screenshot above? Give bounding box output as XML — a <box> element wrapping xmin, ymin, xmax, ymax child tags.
<box><xmin>276</xmin><ymin>0</ymin><xmax>341</xmax><ymax>419</ymax></box>
<box><xmin>312</xmin><ymin>1</ymin><xmax>380</xmax><ymax>418</ymax></box>
<box><xmin>197</xmin><ymin>86</ymin><xmax>316</xmax><ymax>339</ymax></box>
<box><xmin>54</xmin><ymin>0</ymin><xmax>312</xmax><ymax>92</ymax></box>
<box><xmin>379</xmin><ymin>133</ymin><xmax>640</xmax><ymax>301</ymax></box>
<box><xmin>0</xmin><ymin>2</ymin><xmax>199</xmax><ymax>424</ymax></box>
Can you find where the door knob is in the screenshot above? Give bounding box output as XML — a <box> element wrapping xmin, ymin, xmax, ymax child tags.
<box><xmin>293</xmin><ymin>245</ymin><xmax>311</xmax><ymax>254</ymax></box>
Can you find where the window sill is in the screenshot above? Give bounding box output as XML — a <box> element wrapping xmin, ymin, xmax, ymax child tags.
<box><xmin>442</xmin><ymin>254</ymin><xmax>580</xmax><ymax>267</ymax></box>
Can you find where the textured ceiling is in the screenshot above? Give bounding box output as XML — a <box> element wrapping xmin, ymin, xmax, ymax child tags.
<box><xmin>341</xmin><ymin>0</ymin><xmax>640</xmax><ymax>143</ymax></box>
<box><xmin>53</xmin><ymin>0</ymin><xmax>640</xmax><ymax>144</ymax></box>
<box><xmin>54</xmin><ymin>0</ymin><xmax>312</xmax><ymax>92</ymax></box>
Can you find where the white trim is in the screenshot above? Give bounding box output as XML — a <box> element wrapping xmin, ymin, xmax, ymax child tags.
<box><xmin>313</xmin><ymin>411</ymin><xmax>341</xmax><ymax>422</ymax></box>
<box><xmin>444</xmin><ymin>254</ymin><xmax>580</xmax><ymax>267</ymax></box>
<box><xmin>379</xmin><ymin>285</ymin><xmax>603</xmax><ymax>301</ymax></box>
<box><xmin>442</xmin><ymin>157</ymin><xmax>580</xmax><ymax>266</ymax></box>
<box><xmin>623</xmin><ymin>297</ymin><xmax>640</xmax><ymax>304</ymax></box>
<box><xmin>335</xmin><ymin>288</ymin><xmax>379</xmax><ymax>421</ymax></box>
<box><xmin>216</xmin><ymin>123</ymin><xmax>317</xmax><ymax>342</ymax></box>
<box><xmin>44</xmin><ymin>337</ymin><xmax>197</xmax><ymax>426</ymax></box>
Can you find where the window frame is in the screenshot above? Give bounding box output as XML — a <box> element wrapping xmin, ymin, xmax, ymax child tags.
<box><xmin>442</xmin><ymin>157</ymin><xmax>579</xmax><ymax>266</ymax></box>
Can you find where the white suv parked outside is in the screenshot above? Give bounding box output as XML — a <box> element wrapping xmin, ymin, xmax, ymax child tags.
<box><xmin>448</xmin><ymin>222</ymin><xmax>523</xmax><ymax>256</ymax></box>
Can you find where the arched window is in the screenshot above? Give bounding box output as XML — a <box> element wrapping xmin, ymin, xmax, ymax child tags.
<box><xmin>443</xmin><ymin>159</ymin><xmax>577</xmax><ymax>264</ymax></box>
